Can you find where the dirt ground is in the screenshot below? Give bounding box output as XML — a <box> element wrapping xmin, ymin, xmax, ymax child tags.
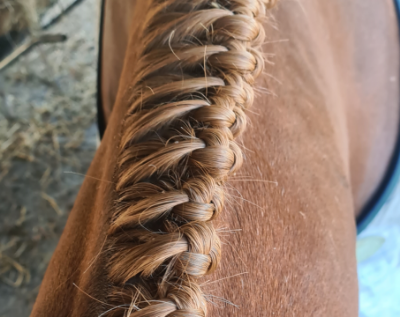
<box><xmin>0</xmin><ymin>0</ymin><xmax>99</xmax><ymax>315</ymax></box>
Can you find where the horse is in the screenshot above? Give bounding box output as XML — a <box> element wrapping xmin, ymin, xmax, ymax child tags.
<box><xmin>30</xmin><ymin>0</ymin><xmax>400</xmax><ymax>316</ymax></box>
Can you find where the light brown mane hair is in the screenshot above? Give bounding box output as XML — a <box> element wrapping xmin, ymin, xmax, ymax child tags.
<box><xmin>104</xmin><ymin>1</ymin><xmax>276</xmax><ymax>316</ymax></box>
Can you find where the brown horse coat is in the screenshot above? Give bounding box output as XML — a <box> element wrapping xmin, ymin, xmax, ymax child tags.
<box><xmin>31</xmin><ymin>0</ymin><xmax>399</xmax><ymax>316</ymax></box>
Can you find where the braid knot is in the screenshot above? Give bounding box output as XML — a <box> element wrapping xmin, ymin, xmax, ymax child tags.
<box><xmin>105</xmin><ymin>0</ymin><xmax>274</xmax><ymax>315</ymax></box>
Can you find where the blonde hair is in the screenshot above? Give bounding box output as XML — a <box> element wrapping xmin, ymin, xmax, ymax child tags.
<box><xmin>105</xmin><ymin>1</ymin><xmax>276</xmax><ymax>315</ymax></box>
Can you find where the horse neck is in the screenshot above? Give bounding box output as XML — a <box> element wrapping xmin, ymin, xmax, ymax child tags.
<box><xmin>32</xmin><ymin>0</ymin><xmax>400</xmax><ymax>316</ymax></box>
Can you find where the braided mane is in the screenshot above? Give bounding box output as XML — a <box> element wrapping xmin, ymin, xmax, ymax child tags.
<box><xmin>105</xmin><ymin>1</ymin><xmax>275</xmax><ymax>315</ymax></box>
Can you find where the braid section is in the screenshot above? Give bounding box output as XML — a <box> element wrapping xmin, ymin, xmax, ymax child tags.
<box><xmin>104</xmin><ymin>1</ymin><xmax>275</xmax><ymax>316</ymax></box>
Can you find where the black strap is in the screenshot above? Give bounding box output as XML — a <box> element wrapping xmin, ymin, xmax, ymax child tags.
<box><xmin>96</xmin><ymin>0</ymin><xmax>106</xmax><ymax>139</ymax></box>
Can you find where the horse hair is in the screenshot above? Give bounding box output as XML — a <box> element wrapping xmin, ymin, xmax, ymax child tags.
<box><xmin>104</xmin><ymin>1</ymin><xmax>275</xmax><ymax>316</ymax></box>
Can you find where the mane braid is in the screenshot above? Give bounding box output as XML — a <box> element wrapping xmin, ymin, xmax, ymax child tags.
<box><xmin>104</xmin><ymin>1</ymin><xmax>276</xmax><ymax>316</ymax></box>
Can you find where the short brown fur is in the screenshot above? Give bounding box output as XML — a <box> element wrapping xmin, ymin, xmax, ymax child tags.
<box><xmin>30</xmin><ymin>0</ymin><xmax>400</xmax><ymax>316</ymax></box>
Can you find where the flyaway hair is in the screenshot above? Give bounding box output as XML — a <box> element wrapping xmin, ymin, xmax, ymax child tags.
<box><xmin>104</xmin><ymin>0</ymin><xmax>276</xmax><ymax>316</ymax></box>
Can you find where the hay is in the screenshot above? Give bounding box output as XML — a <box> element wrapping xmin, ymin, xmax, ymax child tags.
<box><xmin>0</xmin><ymin>0</ymin><xmax>59</xmax><ymax>35</ymax></box>
<box><xmin>0</xmin><ymin>0</ymin><xmax>99</xmax><ymax>315</ymax></box>
<box><xmin>0</xmin><ymin>0</ymin><xmax>38</xmax><ymax>35</ymax></box>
